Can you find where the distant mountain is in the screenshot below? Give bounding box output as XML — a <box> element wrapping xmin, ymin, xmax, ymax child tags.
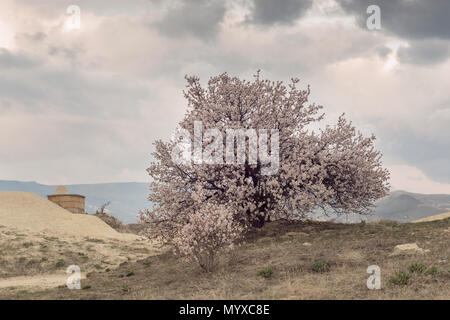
<box><xmin>370</xmin><ymin>190</ymin><xmax>450</xmax><ymax>222</ymax></box>
<box><xmin>1</xmin><ymin>180</ymin><xmax>449</xmax><ymax>224</ymax></box>
<box><xmin>0</xmin><ymin>180</ymin><xmax>151</xmax><ymax>224</ymax></box>
<box><xmin>331</xmin><ymin>190</ymin><xmax>450</xmax><ymax>223</ymax></box>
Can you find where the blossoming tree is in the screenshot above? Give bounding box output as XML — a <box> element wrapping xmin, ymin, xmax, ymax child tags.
<box><xmin>140</xmin><ymin>72</ymin><xmax>390</xmax><ymax>263</ymax></box>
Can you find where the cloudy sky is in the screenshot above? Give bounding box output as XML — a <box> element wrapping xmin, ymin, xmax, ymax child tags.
<box><xmin>0</xmin><ymin>0</ymin><xmax>449</xmax><ymax>194</ymax></box>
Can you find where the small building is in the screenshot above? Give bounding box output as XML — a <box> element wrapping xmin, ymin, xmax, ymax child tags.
<box><xmin>47</xmin><ymin>186</ymin><xmax>85</xmax><ymax>214</ymax></box>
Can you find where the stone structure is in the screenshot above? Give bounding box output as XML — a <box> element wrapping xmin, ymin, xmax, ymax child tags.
<box><xmin>47</xmin><ymin>186</ymin><xmax>85</xmax><ymax>214</ymax></box>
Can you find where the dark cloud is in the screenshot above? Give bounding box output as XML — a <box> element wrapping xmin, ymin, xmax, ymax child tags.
<box><xmin>155</xmin><ymin>0</ymin><xmax>226</xmax><ymax>40</ymax></box>
<box><xmin>336</xmin><ymin>0</ymin><xmax>450</xmax><ymax>65</ymax></box>
<box><xmin>245</xmin><ymin>0</ymin><xmax>313</xmax><ymax>26</ymax></box>
<box><xmin>337</xmin><ymin>0</ymin><xmax>450</xmax><ymax>40</ymax></box>
<box><xmin>397</xmin><ymin>40</ymin><xmax>450</xmax><ymax>65</ymax></box>
<box><xmin>48</xmin><ymin>45</ymin><xmax>83</xmax><ymax>67</ymax></box>
<box><xmin>375</xmin><ymin>45</ymin><xmax>391</xmax><ymax>58</ymax></box>
<box><xmin>0</xmin><ymin>50</ymin><xmax>149</xmax><ymax>117</ymax></box>
<box><xmin>0</xmin><ymin>49</ymin><xmax>41</xmax><ymax>69</ymax></box>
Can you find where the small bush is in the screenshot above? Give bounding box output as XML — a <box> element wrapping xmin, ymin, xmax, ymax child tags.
<box><xmin>257</xmin><ymin>267</ymin><xmax>274</xmax><ymax>279</ymax></box>
<box><xmin>55</xmin><ymin>259</ymin><xmax>66</xmax><ymax>268</ymax></box>
<box><xmin>78</xmin><ymin>252</ymin><xmax>88</xmax><ymax>260</ymax></box>
<box><xmin>311</xmin><ymin>261</ymin><xmax>330</xmax><ymax>273</ymax></box>
<box><xmin>389</xmin><ymin>271</ymin><xmax>411</xmax><ymax>286</ymax></box>
<box><xmin>94</xmin><ymin>211</ymin><xmax>130</xmax><ymax>233</ymax></box>
<box><xmin>22</xmin><ymin>242</ymin><xmax>33</xmax><ymax>248</ymax></box>
<box><xmin>425</xmin><ymin>266</ymin><xmax>438</xmax><ymax>276</ymax></box>
<box><xmin>173</xmin><ymin>204</ymin><xmax>245</xmax><ymax>272</ymax></box>
<box><xmin>408</xmin><ymin>262</ymin><xmax>427</xmax><ymax>274</ymax></box>
<box><xmin>82</xmin><ymin>285</ymin><xmax>91</xmax><ymax>290</ymax></box>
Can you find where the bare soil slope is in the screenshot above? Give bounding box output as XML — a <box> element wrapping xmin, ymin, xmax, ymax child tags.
<box><xmin>0</xmin><ymin>192</ymin><xmax>137</xmax><ymax>241</ymax></box>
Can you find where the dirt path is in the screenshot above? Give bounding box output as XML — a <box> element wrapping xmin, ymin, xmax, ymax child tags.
<box><xmin>0</xmin><ymin>273</ymin><xmax>86</xmax><ymax>290</ymax></box>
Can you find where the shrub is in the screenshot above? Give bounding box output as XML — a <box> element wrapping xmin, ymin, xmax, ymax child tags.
<box><xmin>389</xmin><ymin>271</ymin><xmax>411</xmax><ymax>286</ymax></box>
<box><xmin>257</xmin><ymin>267</ymin><xmax>274</xmax><ymax>278</ymax></box>
<box><xmin>94</xmin><ymin>211</ymin><xmax>131</xmax><ymax>233</ymax></box>
<box><xmin>121</xmin><ymin>285</ymin><xmax>130</xmax><ymax>293</ymax></box>
<box><xmin>311</xmin><ymin>261</ymin><xmax>330</xmax><ymax>273</ymax></box>
<box><xmin>55</xmin><ymin>259</ymin><xmax>66</xmax><ymax>268</ymax></box>
<box><xmin>173</xmin><ymin>204</ymin><xmax>245</xmax><ymax>272</ymax></box>
<box><xmin>408</xmin><ymin>262</ymin><xmax>427</xmax><ymax>274</ymax></box>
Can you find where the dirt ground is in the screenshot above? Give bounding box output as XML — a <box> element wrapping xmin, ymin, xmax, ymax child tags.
<box><xmin>1</xmin><ymin>218</ymin><xmax>448</xmax><ymax>300</ymax></box>
<box><xmin>0</xmin><ymin>274</ymin><xmax>86</xmax><ymax>290</ymax></box>
<box><xmin>0</xmin><ymin>223</ymin><xmax>159</xmax><ymax>288</ymax></box>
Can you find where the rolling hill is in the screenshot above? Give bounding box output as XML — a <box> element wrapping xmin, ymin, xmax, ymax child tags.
<box><xmin>369</xmin><ymin>190</ymin><xmax>450</xmax><ymax>222</ymax></box>
<box><xmin>325</xmin><ymin>190</ymin><xmax>450</xmax><ymax>223</ymax></box>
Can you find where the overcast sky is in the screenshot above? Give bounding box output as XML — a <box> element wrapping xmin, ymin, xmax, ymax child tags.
<box><xmin>0</xmin><ymin>0</ymin><xmax>449</xmax><ymax>194</ymax></box>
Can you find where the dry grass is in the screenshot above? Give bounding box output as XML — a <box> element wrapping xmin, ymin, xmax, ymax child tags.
<box><xmin>0</xmin><ymin>218</ymin><xmax>449</xmax><ymax>299</ymax></box>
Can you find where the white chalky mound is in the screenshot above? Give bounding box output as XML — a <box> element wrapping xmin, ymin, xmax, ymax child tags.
<box><xmin>412</xmin><ymin>212</ymin><xmax>450</xmax><ymax>223</ymax></box>
<box><xmin>0</xmin><ymin>191</ymin><xmax>138</xmax><ymax>241</ymax></box>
